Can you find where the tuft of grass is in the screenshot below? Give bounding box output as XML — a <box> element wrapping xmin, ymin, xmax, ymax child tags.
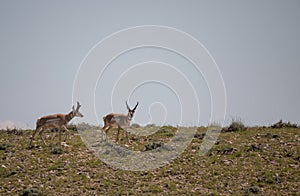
<box><xmin>156</xmin><ymin>127</ymin><xmax>175</xmax><ymax>137</ymax></box>
<box><xmin>21</xmin><ymin>188</ymin><xmax>42</xmax><ymax>196</ymax></box>
<box><xmin>0</xmin><ymin>143</ymin><xmax>8</xmax><ymax>151</ymax></box>
<box><xmin>144</xmin><ymin>142</ymin><xmax>163</xmax><ymax>151</ymax></box>
<box><xmin>271</xmin><ymin>120</ymin><xmax>298</xmax><ymax>128</ymax></box>
<box><xmin>131</xmin><ymin>123</ymin><xmax>141</xmax><ymax>128</ymax></box>
<box><xmin>244</xmin><ymin>185</ymin><xmax>260</xmax><ymax>195</ymax></box>
<box><xmin>223</xmin><ymin>118</ymin><xmax>246</xmax><ymax>132</ymax></box>
<box><xmin>50</xmin><ymin>146</ymin><xmax>64</xmax><ymax>154</ymax></box>
<box><xmin>164</xmin><ymin>180</ymin><xmax>177</xmax><ymax>191</ymax></box>
<box><xmin>146</xmin><ymin>184</ymin><xmax>163</xmax><ymax>193</ymax></box>
<box><xmin>145</xmin><ymin>123</ymin><xmax>156</xmax><ymax>128</ymax></box>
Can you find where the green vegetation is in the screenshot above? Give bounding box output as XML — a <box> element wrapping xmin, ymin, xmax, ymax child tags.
<box><xmin>0</xmin><ymin>126</ymin><xmax>299</xmax><ymax>195</ymax></box>
<box><xmin>222</xmin><ymin>118</ymin><xmax>247</xmax><ymax>132</ymax></box>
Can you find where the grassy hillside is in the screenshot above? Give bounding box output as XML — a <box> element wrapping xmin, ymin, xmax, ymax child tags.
<box><xmin>0</xmin><ymin>126</ymin><xmax>299</xmax><ymax>195</ymax></box>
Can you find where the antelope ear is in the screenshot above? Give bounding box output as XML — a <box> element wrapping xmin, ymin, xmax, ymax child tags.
<box><xmin>72</xmin><ymin>105</ymin><xmax>75</xmax><ymax>111</ymax></box>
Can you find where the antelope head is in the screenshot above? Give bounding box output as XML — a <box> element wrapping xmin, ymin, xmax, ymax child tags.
<box><xmin>126</xmin><ymin>101</ymin><xmax>139</xmax><ymax>120</ymax></box>
<box><xmin>72</xmin><ymin>101</ymin><xmax>84</xmax><ymax>117</ymax></box>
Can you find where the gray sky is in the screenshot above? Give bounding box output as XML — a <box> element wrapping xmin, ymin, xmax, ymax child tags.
<box><xmin>0</xmin><ymin>1</ymin><xmax>300</xmax><ymax>128</ymax></box>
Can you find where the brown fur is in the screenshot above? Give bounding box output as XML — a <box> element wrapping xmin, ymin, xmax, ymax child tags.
<box><xmin>101</xmin><ymin>102</ymin><xmax>138</xmax><ymax>143</ymax></box>
<box><xmin>29</xmin><ymin>102</ymin><xmax>83</xmax><ymax>147</ymax></box>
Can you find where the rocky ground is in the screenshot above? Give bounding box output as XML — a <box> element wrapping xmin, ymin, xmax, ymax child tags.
<box><xmin>0</xmin><ymin>125</ymin><xmax>299</xmax><ymax>195</ymax></box>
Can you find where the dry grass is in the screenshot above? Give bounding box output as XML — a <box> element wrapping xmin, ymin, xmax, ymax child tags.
<box><xmin>0</xmin><ymin>126</ymin><xmax>299</xmax><ymax>195</ymax></box>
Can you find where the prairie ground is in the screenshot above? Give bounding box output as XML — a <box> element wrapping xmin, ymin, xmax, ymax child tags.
<box><xmin>0</xmin><ymin>126</ymin><xmax>299</xmax><ymax>195</ymax></box>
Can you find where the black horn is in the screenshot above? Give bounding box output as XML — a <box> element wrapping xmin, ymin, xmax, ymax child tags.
<box><xmin>126</xmin><ymin>101</ymin><xmax>130</xmax><ymax>110</ymax></box>
<box><xmin>133</xmin><ymin>102</ymin><xmax>139</xmax><ymax>111</ymax></box>
<box><xmin>76</xmin><ymin>101</ymin><xmax>81</xmax><ymax>111</ymax></box>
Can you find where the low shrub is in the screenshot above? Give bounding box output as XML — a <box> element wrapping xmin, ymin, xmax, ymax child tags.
<box><xmin>222</xmin><ymin>118</ymin><xmax>246</xmax><ymax>132</ymax></box>
<box><xmin>271</xmin><ymin>120</ymin><xmax>298</xmax><ymax>128</ymax></box>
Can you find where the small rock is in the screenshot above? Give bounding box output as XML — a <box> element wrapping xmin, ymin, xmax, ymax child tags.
<box><xmin>279</xmin><ymin>140</ymin><xmax>286</xmax><ymax>145</ymax></box>
<box><xmin>247</xmin><ymin>144</ymin><xmax>262</xmax><ymax>152</ymax></box>
<box><xmin>265</xmin><ymin>133</ymin><xmax>279</xmax><ymax>138</ymax></box>
<box><xmin>217</xmin><ymin>146</ymin><xmax>234</xmax><ymax>155</ymax></box>
<box><xmin>223</xmin><ymin>160</ymin><xmax>231</xmax><ymax>165</ymax></box>
<box><xmin>144</xmin><ymin>142</ymin><xmax>163</xmax><ymax>151</ymax></box>
<box><xmin>194</xmin><ymin>132</ymin><xmax>206</xmax><ymax>140</ymax></box>
<box><xmin>61</xmin><ymin>142</ymin><xmax>69</xmax><ymax>147</ymax></box>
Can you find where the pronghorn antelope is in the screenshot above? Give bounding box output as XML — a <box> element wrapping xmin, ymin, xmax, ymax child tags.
<box><xmin>29</xmin><ymin>102</ymin><xmax>83</xmax><ymax>147</ymax></box>
<box><xmin>102</xmin><ymin>101</ymin><xmax>139</xmax><ymax>143</ymax></box>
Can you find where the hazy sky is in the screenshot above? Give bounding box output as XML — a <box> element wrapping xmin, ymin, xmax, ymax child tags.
<box><xmin>0</xmin><ymin>1</ymin><xmax>299</xmax><ymax>128</ymax></box>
